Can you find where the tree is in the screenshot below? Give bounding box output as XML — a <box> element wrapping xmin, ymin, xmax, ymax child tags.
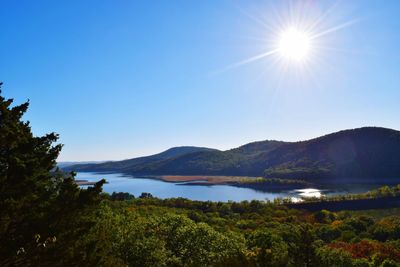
<box><xmin>316</xmin><ymin>246</ymin><xmax>354</xmax><ymax>267</ymax></box>
<box><xmin>0</xmin><ymin>84</ymin><xmax>104</xmax><ymax>266</ymax></box>
<box><xmin>246</xmin><ymin>228</ymin><xmax>290</xmax><ymax>266</ymax></box>
<box><xmin>314</xmin><ymin>210</ymin><xmax>337</xmax><ymax>224</ymax></box>
<box><xmin>139</xmin><ymin>192</ymin><xmax>154</xmax><ymax>199</ymax></box>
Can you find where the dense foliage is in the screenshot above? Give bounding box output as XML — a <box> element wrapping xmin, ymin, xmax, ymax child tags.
<box><xmin>75</xmin><ymin>196</ymin><xmax>400</xmax><ymax>266</ymax></box>
<box><xmin>0</xmin><ymin>85</ymin><xmax>104</xmax><ymax>266</ymax></box>
<box><xmin>67</xmin><ymin>126</ymin><xmax>400</xmax><ymax>181</ymax></box>
<box><xmin>1</xmin><ymin>86</ymin><xmax>400</xmax><ymax>266</ymax></box>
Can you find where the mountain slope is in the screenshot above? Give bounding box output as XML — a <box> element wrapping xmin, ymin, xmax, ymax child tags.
<box><xmin>57</xmin><ymin>161</ymin><xmax>105</xmax><ymax>168</ymax></box>
<box><xmin>65</xmin><ymin>127</ymin><xmax>400</xmax><ymax>181</ymax></box>
<box><xmin>262</xmin><ymin>127</ymin><xmax>400</xmax><ymax>180</ymax></box>
<box><xmin>64</xmin><ymin>146</ymin><xmax>218</xmax><ymax>172</ymax></box>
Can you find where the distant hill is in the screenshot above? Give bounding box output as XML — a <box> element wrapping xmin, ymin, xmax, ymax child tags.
<box><xmin>64</xmin><ymin>146</ymin><xmax>218</xmax><ymax>173</ymax></box>
<box><xmin>65</xmin><ymin>127</ymin><xmax>400</xmax><ymax>181</ymax></box>
<box><xmin>57</xmin><ymin>161</ymin><xmax>106</xmax><ymax>168</ymax></box>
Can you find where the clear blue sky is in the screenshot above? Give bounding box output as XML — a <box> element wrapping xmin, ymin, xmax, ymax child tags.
<box><xmin>1</xmin><ymin>0</ymin><xmax>400</xmax><ymax>161</ymax></box>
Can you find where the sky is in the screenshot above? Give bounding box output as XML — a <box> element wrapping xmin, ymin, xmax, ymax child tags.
<box><xmin>1</xmin><ymin>0</ymin><xmax>400</xmax><ymax>161</ymax></box>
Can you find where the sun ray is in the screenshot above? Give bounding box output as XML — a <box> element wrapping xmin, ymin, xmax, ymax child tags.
<box><xmin>232</xmin><ymin>35</ymin><xmax>271</xmax><ymax>42</ymax></box>
<box><xmin>316</xmin><ymin>45</ymin><xmax>370</xmax><ymax>56</ymax></box>
<box><xmin>235</xmin><ymin>5</ymin><xmax>272</xmax><ymax>31</ymax></box>
<box><xmin>305</xmin><ymin>0</ymin><xmax>341</xmax><ymax>33</ymax></box>
<box><xmin>215</xmin><ymin>0</ymin><xmax>357</xmax><ymax>84</ymax></box>
<box><xmin>216</xmin><ymin>49</ymin><xmax>278</xmax><ymax>73</ymax></box>
<box><xmin>310</xmin><ymin>18</ymin><xmax>359</xmax><ymax>40</ymax></box>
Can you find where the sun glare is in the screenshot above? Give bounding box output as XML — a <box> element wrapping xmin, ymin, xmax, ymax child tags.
<box><xmin>277</xmin><ymin>28</ymin><xmax>311</xmax><ymax>61</ymax></box>
<box><xmin>218</xmin><ymin>2</ymin><xmax>357</xmax><ymax>74</ymax></box>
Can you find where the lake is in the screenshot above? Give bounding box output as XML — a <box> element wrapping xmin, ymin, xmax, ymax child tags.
<box><xmin>76</xmin><ymin>172</ymin><xmax>384</xmax><ymax>202</ymax></box>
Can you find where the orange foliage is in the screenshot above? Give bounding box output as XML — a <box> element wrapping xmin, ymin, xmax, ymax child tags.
<box><xmin>377</xmin><ymin>217</ymin><xmax>397</xmax><ymax>231</ymax></box>
<box><xmin>328</xmin><ymin>240</ymin><xmax>400</xmax><ymax>261</ymax></box>
<box><xmin>331</xmin><ymin>220</ymin><xmax>343</xmax><ymax>228</ymax></box>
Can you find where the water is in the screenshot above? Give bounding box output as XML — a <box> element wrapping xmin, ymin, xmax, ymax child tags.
<box><xmin>76</xmin><ymin>172</ymin><xmax>385</xmax><ymax>202</ymax></box>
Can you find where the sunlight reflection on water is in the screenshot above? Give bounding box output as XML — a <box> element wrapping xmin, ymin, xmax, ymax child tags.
<box><xmin>295</xmin><ymin>188</ymin><xmax>324</xmax><ymax>198</ymax></box>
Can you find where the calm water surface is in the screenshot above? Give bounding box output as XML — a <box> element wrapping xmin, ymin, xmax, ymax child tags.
<box><xmin>76</xmin><ymin>172</ymin><xmax>383</xmax><ymax>202</ymax></box>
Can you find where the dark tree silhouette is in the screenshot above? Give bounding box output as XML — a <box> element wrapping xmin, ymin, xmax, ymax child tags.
<box><xmin>0</xmin><ymin>83</ymin><xmax>104</xmax><ymax>266</ymax></box>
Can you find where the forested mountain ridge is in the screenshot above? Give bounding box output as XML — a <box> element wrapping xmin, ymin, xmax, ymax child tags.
<box><xmin>65</xmin><ymin>127</ymin><xmax>400</xmax><ymax>181</ymax></box>
<box><xmin>263</xmin><ymin>127</ymin><xmax>400</xmax><ymax>180</ymax></box>
<box><xmin>64</xmin><ymin>146</ymin><xmax>218</xmax><ymax>173</ymax></box>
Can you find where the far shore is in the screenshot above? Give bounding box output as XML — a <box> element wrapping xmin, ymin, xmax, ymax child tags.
<box><xmin>75</xmin><ymin>172</ymin><xmax>311</xmax><ymax>189</ymax></box>
<box><xmin>152</xmin><ymin>175</ymin><xmax>311</xmax><ymax>190</ymax></box>
<box><xmin>157</xmin><ymin>175</ymin><xmax>262</xmax><ymax>184</ymax></box>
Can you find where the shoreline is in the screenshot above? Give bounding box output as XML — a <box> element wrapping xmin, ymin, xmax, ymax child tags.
<box><xmin>75</xmin><ymin>179</ymin><xmax>108</xmax><ymax>186</ymax></box>
<box><xmin>77</xmin><ymin>172</ymin><xmax>311</xmax><ymax>191</ymax></box>
<box><xmin>157</xmin><ymin>175</ymin><xmax>263</xmax><ymax>184</ymax></box>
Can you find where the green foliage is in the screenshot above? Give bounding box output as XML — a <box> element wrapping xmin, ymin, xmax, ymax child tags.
<box><xmin>0</xmin><ymin>85</ymin><xmax>104</xmax><ymax>266</ymax></box>
<box><xmin>314</xmin><ymin>209</ymin><xmax>337</xmax><ymax>223</ymax></box>
<box><xmin>139</xmin><ymin>192</ymin><xmax>154</xmax><ymax>199</ymax></box>
<box><xmin>316</xmin><ymin>246</ymin><xmax>354</xmax><ymax>267</ymax></box>
<box><xmin>111</xmin><ymin>191</ymin><xmax>135</xmax><ymax>201</ymax></box>
<box><xmin>86</xmin><ymin>197</ymin><xmax>400</xmax><ymax>266</ymax></box>
<box><xmin>246</xmin><ymin>228</ymin><xmax>290</xmax><ymax>266</ymax></box>
<box><xmin>87</xmin><ymin>204</ymin><xmax>245</xmax><ymax>266</ymax></box>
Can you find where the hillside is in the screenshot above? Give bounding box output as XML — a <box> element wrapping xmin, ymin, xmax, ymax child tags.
<box><xmin>64</xmin><ymin>146</ymin><xmax>218</xmax><ymax>173</ymax></box>
<box><xmin>262</xmin><ymin>127</ymin><xmax>400</xmax><ymax>180</ymax></box>
<box><xmin>65</xmin><ymin>127</ymin><xmax>400</xmax><ymax>181</ymax></box>
<box><xmin>57</xmin><ymin>161</ymin><xmax>106</xmax><ymax>168</ymax></box>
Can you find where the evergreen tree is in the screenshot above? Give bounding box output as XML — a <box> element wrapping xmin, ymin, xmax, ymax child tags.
<box><xmin>0</xmin><ymin>83</ymin><xmax>104</xmax><ymax>266</ymax></box>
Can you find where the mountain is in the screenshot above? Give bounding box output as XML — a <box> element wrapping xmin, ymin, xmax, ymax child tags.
<box><xmin>262</xmin><ymin>127</ymin><xmax>400</xmax><ymax>181</ymax></box>
<box><xmin>65</xmin><ymin>127</ymin><xmax>400</xmax><ymax>181</ymax></box>
<box><xmin>64</xmin><ymin>146</ymin><xmax>218</xmax><ymax>173</ymax></box>
<box><xmin>57</xmin><ymin>161</ymin><xmax>106</xmax><ymax>168</ymax></box>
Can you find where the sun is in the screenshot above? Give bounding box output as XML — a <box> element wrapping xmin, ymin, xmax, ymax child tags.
<box><xmin>218</xmin><ymin>2</ymin><xmax>357</xmax><ymax>73</ymax></box>
<box><xmin>277</xmin><ymin>28</ymin><xmax>311</xmax><ymax>61</ymax></box>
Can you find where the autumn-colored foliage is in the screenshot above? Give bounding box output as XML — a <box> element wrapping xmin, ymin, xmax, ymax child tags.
<box><xmin>328</xmin><ymin>240</ymin><xmax>400</xmax><ymax>261</ymax></box>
